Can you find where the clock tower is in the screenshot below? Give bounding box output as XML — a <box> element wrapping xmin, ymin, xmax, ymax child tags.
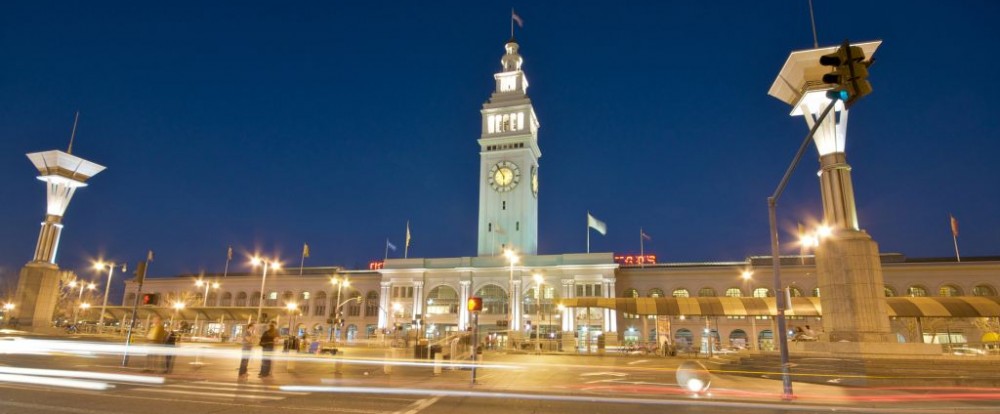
<box><xmin>477</xmin><ymin>38</ymin><xmax>540</xmax><ymax>256</ymax></box>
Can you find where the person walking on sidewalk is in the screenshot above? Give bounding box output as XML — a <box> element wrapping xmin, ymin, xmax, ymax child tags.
<box><xmin>258</xmin><ymin>322</ymin><xmax>279</xmax><ymax>378</ymax></box>
<box><xmin>144</xmin><ymin>316</ymin><xmax>167</xmax><ymax>373</ymax></box>
<box><xmin>238</xmin><ymin>322</ymin><xmax>257</xmax><ymax>380</ymax></box>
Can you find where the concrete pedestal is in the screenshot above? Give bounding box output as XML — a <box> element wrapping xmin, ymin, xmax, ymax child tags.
<box><xmin>815</xmin><ymin>230</ymin><xmax>895</xmax><ymax>343</ymax></box>
<box><xmin>14</xmin><ymin>262</ymin><xmax>63</xmax><ymax>329</ymax></box>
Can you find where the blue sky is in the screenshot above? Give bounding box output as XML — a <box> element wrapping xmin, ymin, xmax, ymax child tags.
<box><xmin>1</xmin><ymin>1</ymin><xmax>998</xmax><ymax>293</ymax></box>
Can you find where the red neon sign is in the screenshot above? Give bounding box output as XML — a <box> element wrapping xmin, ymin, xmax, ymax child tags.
<box><xmin>369</xmin><ymin>260</ymin><xmax>384</xmax><ymax>270</ymax></box>
<box><xmin>613</xmin><ymin>254</ymin><xmax>656</xmax><ymax>267</ymax></box>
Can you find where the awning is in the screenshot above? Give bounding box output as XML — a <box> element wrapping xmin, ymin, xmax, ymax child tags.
<box><xmin>558</xmin><ymin>296</ymin><xmax>1000</xmax><ymax>318</ymax></box>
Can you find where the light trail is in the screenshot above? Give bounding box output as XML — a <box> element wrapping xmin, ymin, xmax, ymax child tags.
<box><xmin>0</xmin><ymin>373</ymin><xmax>111</xmax><ymax>390</ymax></box>
<box><xmin>0</xmin><ymin>366</ymin><xmax>164</xmax><ymax>384</ymax></box>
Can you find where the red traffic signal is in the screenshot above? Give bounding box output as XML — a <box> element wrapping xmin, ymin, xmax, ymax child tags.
<box><xmin>141</xmin><ymin>293</ymin><xmax>159</xmax><ymax>305</ymax></box>
<box><xmin>467</xmin><ymin>296</ymin><xmax>483</xmax><ymax>312</ymax></box>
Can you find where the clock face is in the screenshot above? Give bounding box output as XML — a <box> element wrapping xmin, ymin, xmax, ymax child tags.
<box><xmin>531</xmin><ymin>165</ymin><xmax>538</xmax><ymax>198</ymax></box>
<box><xmin>488</xmin><ymin>160</ymin><xmax>520</xmax><ymax>192</ymax></box>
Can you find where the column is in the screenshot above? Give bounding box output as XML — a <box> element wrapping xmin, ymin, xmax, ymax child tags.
<box><xmin>512</xmin><ymin>280</ymin><xmax>523</xmax><ymax>330</ymax></box>
<box><xmin>605</xmin><ymin>279</ymin><xmax>617</xmax><ymax>333</ymax></box>
<box><xmin>561</xmin><ymin>279</ymin><xmax>575</xmax><ymax>331</ymax></box>
<box><xmin>378</xmin><ymin>282</ymin><xmax>391</xmax><ymax>329</ymax></box>
<box><xmin>458</xmin><ymin>280</ymin><xmax>471</xmax><ymax>331</ymax></box>
<box><xmin>412</xmin><ymin>281</ymin><xmax>424</xmax><ymax>318</ymax></box>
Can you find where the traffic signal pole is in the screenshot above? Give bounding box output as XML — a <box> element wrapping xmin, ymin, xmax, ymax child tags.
<box><xmin>121</xmin><ymin>259</ymin><xmax>149</xmax><ymax>367</ymax></box>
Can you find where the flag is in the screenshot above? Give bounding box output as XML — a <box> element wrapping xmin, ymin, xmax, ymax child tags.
<box><xmin>302</xmin><ymin>243</ymin><xmax>310</xmax><ymax>258</ymax></box>
<box><xmin>387</xmin><ymin>239</ymin><xmax>397</xmax><ymax>252</ymax></box>
<box><xmin>641</xmin><ymin>229</ymin><xmax>651</xmax><ymax>241</ymax></box>
<box><xmin>512</xmin><ymin>9</ymin><xmax>524</xmax><ymax>28</ymax></box>
<box><xmin>147</xmin><ymin>250</ymin><xmax>154</xmax><ymax>262</ymax></box>
<box><xmin>950</xmin><ymin>214</ymin><xmax>959</xmax><ymax>238</ymax></box>
<box><xmin>587</xmin><ymin>213</ymin><xmax>607</xmax><ymax>236</ymax></box>
<box><xmin>226</xmin><ymin>246</ymin><xmax>233</xmax><ymax>261</ymax></box>
<box><xmin>406</xmin><ymin>221</ymin><xmax>412</xmax><ymax>248</ymax></box>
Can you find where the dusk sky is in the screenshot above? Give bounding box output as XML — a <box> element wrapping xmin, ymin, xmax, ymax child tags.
<box><xmin>2</xmin><ymin>1</ymin><xmax>998</xmax><ymax>295</ymax></box>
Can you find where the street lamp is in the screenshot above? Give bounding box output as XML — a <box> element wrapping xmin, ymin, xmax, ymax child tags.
<box><xmin>94</xmin><ymin>261</ymin><xmax>126</xmax><ymax>333</ymax></box>
<box><xmin>741</xmin><ymin>270</ymin><xmax>757</xmax><ymax>351</ymax></box>
<box><xmin>3</xmin><ymin>303</ymin><xmax>14</xmax><ymax>324</ymax></box>
<box><xmin>69</xmin><ymin>280</ymin><xmax>97</xmax><ymax>325</ymax></box>
<box><xmin>79</xmin><ymin>302</ymin><xmax>91</xmax><ymax>322</ymax></box>
<box><xmin>330</xmin><ymin>276</ymin><xmax>350</xmax><ymax>343</ymax></box>
<box><xmin>251</xmin><ymin>256</ymin><xmax>281</xmax><ymax>322</ymax></box>
<box><xmin>169</xmin><ymin>301</ymin><xmax>185</xmax><ymax>328</ymax></box>
<box><xmin>286</xmin><ymin>302</ymin><xmax>299</xmax><ymax>337</ymax></box>
<box><xmin>193</xmin><ymin>279</ymin><xmax>220</xmax><ymax>336</ymax></box>
<box><xmin>503</xmin><ymin>249</ymin><xmax>519</xmax><ymax>348</ymax></box>
<box><xmin>533</xmin><ymin>273</ymin><xmax>544</xmax><ymax>354</ymax></box>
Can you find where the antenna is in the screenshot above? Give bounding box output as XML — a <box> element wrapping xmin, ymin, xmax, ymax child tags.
<box><xmin>67</xmin><ymin>111</ymin><xmax>80</xmax><ymax>154</ymax></box>
<box><xmin>808</xmin><ymin>0</ymin><xmax>819</xmax><ymax>48</ymax></box>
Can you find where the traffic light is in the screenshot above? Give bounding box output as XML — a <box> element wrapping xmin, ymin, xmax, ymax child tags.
<box><xmin>141</xmin><ymin>293</ymin><xmax>159</xmax><ymax>305</ymax></box>
<box><xmin>467</xmin><ymin>296</ymin><xmax>483</xmax><ymax>312</ymax></box>
<box><xmin>820</xmin><ymin>40</ymin><xmax>872</xmax><ymax>108</ymax></box>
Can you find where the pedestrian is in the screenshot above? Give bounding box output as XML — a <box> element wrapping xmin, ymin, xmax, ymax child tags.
<box><xmin>258</xmin><ymin>322</ymin><xmax>279</xmax><ymax>378</ymax></box>
<box><xmin>162</xmin><ymin>323</ymin><xmax>184</xmax><ymax>373</ymax></box>
<box><xmin>238</xmin><ymin>322</ymin><xmax>257</xmax><ymax>380</ymax></box>
<box><xmin>144</xmin><ymin>316</ymin><xmax>166</xmax><ymax>373</ymax></box>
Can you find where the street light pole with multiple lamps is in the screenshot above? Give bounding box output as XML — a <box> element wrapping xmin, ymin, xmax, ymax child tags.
<box><xmin>251</xmin><ymin>256</ymin><xmax>281</xmax><ymax>322</ymax></box>
<box><xmin>93</xmin><ymin>261</ymin><xmax>126</xmax><ymax>333</ymax></box>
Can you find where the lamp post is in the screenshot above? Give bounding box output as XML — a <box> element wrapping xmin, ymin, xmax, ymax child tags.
<box><xmin>251</xmin><ymin>256</ymin><xmax>281</xmax><ymax>322</ymax></box>
<box><xmin>69</xmin><ymin>280</ymin><xmax>96</xmax><ymax>325</ymax></box>
<box><xmin>168</xmin><ymin>301</ymin><xmax>185</xmax><ymax>329</ymax></box>
<box><xmin>391</xmin><ymin>302</ymin><xmax>403</xmax><ymax>340</ymax></box>
<box><xmin>3</xmin><ymin>303</ymin><xmax>14</xmax><ymax>325</ymax></box>
<box><xmin>503</xmin><ymin>249</ymin><xmax>519</xmax><ymax>349</ymax></box>
<box><xmin>94</xmin><ymin>261</ymin><xmax>126</xmax><ymax>333</ymax></box>
<box><xmin>741</xmin><ymin>270</ymin><xmax>757</xmax><ymax>351</ymax></box>
<box><xmin>330</xmin><ymin>276</ymin><xmax>350</xmax><ymax>343</ymax></box>
<box><xmin>533</xmin><ymin>273</ymin><xmax>544</xmax><ymax>354</ymax></box>
<box><xmin>79</xmin><ymin>303</ymin><xmax>91</xmax><ymax>323</ymax></box>
<box><xmin>193</xmin><ymin>279</ymin><xmax>219</xmax><ymax>337</ymax></box>
<box><xmin>286</xmin><ymin>302</ymin><xmax>299</xmax><ymax>338</ymax></box>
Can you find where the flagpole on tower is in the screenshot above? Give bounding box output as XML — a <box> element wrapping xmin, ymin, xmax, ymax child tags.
<box><xmin>405</xmin><ymin>221</ymin><xmax>411</xmax><ymax>259</ymax></box>
<box><xmin>950</xmin><ymin>214</ymin><xmax>961</xmax><ymax>262</ymax></box>
<box><xmin>510</xmin><ymin>8</ymin><xmax>514</xmax><ymax>38</ymax></box>
<box><xmin>640</xmin><ymin>228</ymin><xmax>645</xmax><ymax>268</ymax></box>
<box><xmin>223</xmin><ymin>246</ymin><xmax>233</xmax><ymax>278</ymax></box>
<box><xmin>586</xmin><ymin>212</ymin><xmax>591</xmax><ymax>254</ymax></box>
<box><xmin>385</xmin><ymin>238</ymin><xmax>390</xmax><ymax>262</ymax></box>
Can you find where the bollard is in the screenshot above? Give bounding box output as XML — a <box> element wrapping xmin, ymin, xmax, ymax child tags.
<box><xmin>433</xmin><ymin>353</ymin><xmax>443</xmax><ymax>375</ymax></box>
<box><xmin>383</xmin><ymin>348</ymin><xmax>393</xmax><ymax>374</ymax></box>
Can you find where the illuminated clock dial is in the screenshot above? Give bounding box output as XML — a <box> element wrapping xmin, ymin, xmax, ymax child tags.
<box><xmin>488</xmin><ymin>160</ymin><xmax>520</xmax><ymax>192</ymax></box>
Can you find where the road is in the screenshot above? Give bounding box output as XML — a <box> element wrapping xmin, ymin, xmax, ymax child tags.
<box><xmin>1</xmin><ymin>334</ymin><xmax>999</xmax><ymax>413</ymax></box>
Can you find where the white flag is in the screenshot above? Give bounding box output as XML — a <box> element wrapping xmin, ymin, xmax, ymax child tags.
<box><xmin>587</xmin><ymin>213</ymin><xmax>607</xmax><ymax>236</ymax></box>
<box><xmin>387</xmin><ymin>239</ymin><xmax>397</xmax><ymax>252</ymax></box>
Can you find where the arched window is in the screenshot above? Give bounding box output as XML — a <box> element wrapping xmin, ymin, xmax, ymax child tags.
<box><xmin>908</xmin><ymin>285</ymin><xmax>928</xmax><ymax>297</ymax></box>
<box><xmin>298</xmin><ymin>292</ymin><xmax>310</xmax><ymax>315</ymax></box>
<box><xmin>725</xmin><ymin>287</ymin><xmax>742</xmax><ymax>298</ymax></box>
<box><xmin>938</xmin><ymin>284</ymin><xmax>961</xmax><ymax>297</ymax></box>
<box><xmin>698</xmin><ymin>287</ymin><xmax>717</xmax><ymax>297</ymax></box>
<box><xmin>313</xmin><ymin>291</ymin><xmax>327</xmax><ymax>316</ymax></box>
<box><xmin>207</xmin><ymin>291</ymin><xmax>218</xmax><ymax>306</ymax></box>
<box><xmin>623</xmin><ymin>288</ymin><xmax>639</xmax><ymax>298</ymax></box>
<box><xmin>883</xmin><ymin>286</ymin><xmax>896</xmax><ymax>297</ymax></box>
<box><xmin>648</xmin><ymin>288</ymin><xmax>665</xmax><ymax>298</ymax></box>
<box><xmin>674</xmin><ymin>328</ymin><xmax>694</xmax><ymax>347</ymax></box>
<box><xmin>753</xmin><ymin>288</ymin><xmax>772</xmax><ymax>298</ymax></box>
<box><xmin>811</xmin><ymin>287</ymin><xmax>820</xmax><ymax>297</ymax></box>
<box><xmin>347</xmin><ymin>291</ymin><xmax>362</xmax><ymax>316</ymax></box>
<box><xmin>236</xmin><ymin>292</ymin><xmax>248</xmax><ymax>307</ymax></box>
<box><xmin>788</xmin><ymin>286</ymin><xmax>804</xmax><ymax>297</ymax></box>
<box><xmin>474</xmin><ymin>284</ymin><xmax>508</xmax><ymax>315</ymax></box>
<box><xmin>426</xmin><ymin>285</ymin><xmax>460</xmax><ymax>315</ymax></box>
<box><xmin>365</xmin><ymin>291</ymin><xmax>379</xmax><ymax>316</ymax></box>
<box><xmin>249</xmin><ymin>292</ymin><xmax>260</xmax><ymax>306</ymax></box>
<box><xmin>973</xmin><ymin>284</ymin><xmax>997</xmax><ymax>296</ymax></box>
<box><xmin>221</xmin><ymin>292</ymin><xmax>233</xmax><ymax>306</ymax></box>
<box><xmin>194</xmin><ymin>293</ymin><xmax>204</xmax><ymax>305</ymax></box>
<box><xmin>281</xmin><ymin>291</ymin><xmax>294</xmax><ymax>306</ymax></box>
<box><xmin>729</xmin><ymin>329</ymin><xmax>748</xmax><ymax>348</ymax></box>
<box><xmin>672</xmin><ymin>288</ymin><xmax>690</xmax><ymax>298</ymax></box>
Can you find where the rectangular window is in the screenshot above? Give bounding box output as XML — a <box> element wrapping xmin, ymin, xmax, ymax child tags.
<box><xmin>488</xmin><ymin>115</ymin><xmax>495</xmax><ymax>133</ymax></box>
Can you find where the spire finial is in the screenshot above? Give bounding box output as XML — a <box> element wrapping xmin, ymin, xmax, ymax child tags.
<box><xmin>67</xmin><ymin>111</ymin><xmax>80</xmax><ymax>154</ymax></box>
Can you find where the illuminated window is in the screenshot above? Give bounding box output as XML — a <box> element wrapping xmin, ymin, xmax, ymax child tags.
<box><xmin>672</xmin><ymin>288</ymin><xmax>690</xmax><ymax>298</ymax></box>
<box><xmin>698</xmin><ymin>287</ymin><xmax>717</xmax><ymax>297</ymax></box>
<box><xmin>502</xmin><ymin>114</ymin><xmax>511</xmax><ymax>132</ymax></box>
<box><xmin>648</xmin><ymin>288</ymin><xmax>664</xmax><ymax>298</ymax></box>
<box><xmin>938</xmin><ymin>285</ymin><xmax>961</xmax><ymax>297</ymax></box>
<box><xmin>973</xmin><ymin>284</ymin><xmax>997</xmax><ymax>296</ymax></box>
<box><xmin>487</xmin><ymin>115</ymin><xmax>495</xmax><ymax>133</ymax></box>
<box><xmin>517</xmin><ymin>112</ymin><xmax>525</xmax><ymax>130</ymax></box>
<box><xmin>788</xmin><ymin>287</ymin><xmax>803</xmax><ymax>297</ymax></box>
<box><xmin>908</xmin><ymin>285</ymin><xmax>928</xmax><ymax>297</ymax></box>
<box><xmin>812</xmin><ymin>288</ymin><xmax>820</xmax><ymax>297</ymax></box>
<box><xmin>624</xmin><ymin>288</ymin><xmax>639</xmax><ymax>298</ymax></box>
<box><xmin>725</xmin><ymin>287</ymin><xmax>742</xmax><ymax>298</ymax></box>
<box><xmin>426</xmin><ymin>285</ymin><xmax>459</xmax><ymax>315</ymax></box>
<box><xmin>884</xmin><ymin>286</ymin><xmax>896</xmax><ymax>297</ymax></box>
<box><xmin>474</xmin><ymin>284</ymin><xmax>508</xmax><ymax>315</ymax></box>
<box><xmin>753</xmin><ymin>288</ymin><xmax>772</xmax><ymax>298</ymax></box>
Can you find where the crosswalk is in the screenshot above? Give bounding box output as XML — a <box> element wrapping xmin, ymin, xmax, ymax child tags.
<box><xmin>125</xmin><ymin>380</ymin><xmax>310</xmax><ymax>401</ymax></box>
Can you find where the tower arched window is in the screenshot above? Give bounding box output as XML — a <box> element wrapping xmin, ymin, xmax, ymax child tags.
<box><xmin>623</xmin><ymin>288</ymin><xmax>639</xmax><ymax>298</ymax></box>
<box><xmin>973</xmin><ymin>284</ymin><xmax>997</xmax><ymax>296</ymax></box>
<box><xmin>725</xmin><ymin>287</ymin><xmax>742</xmax><ymax>297</ymax></box>
<box><xmin>648</xmin><ymin>288</ymin><xmax>664</xmax><ymax>298</ymax></box>
<box><xmin>884</xmin><ymin>286</ymin><xmax>896</xmax><ymax>297</ymax></box>
<box><xmin>698</xmin><ymin>287</ymin><xmax>717</xmax><ymax>297</ymax></box>
<box><xmin>672</xmin><ymin>288</ymin><xmax>690</xmax><ymax>298</ymax></box>
<box><xmin>907</xmin><ymin>285</ymin><xmax>928</xmax><ymax>297</ymax></box>
<box><xmin>938</xmin><ymin>284</ymin><xmax>961</xmax><ymax>297</ymax></box>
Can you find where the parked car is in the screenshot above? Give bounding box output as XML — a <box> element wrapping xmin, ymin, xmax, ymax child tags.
<box><xmin>951</xmin><ymin>346</ymin><xmax>987</xmax><ymax>356</ymax></box>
